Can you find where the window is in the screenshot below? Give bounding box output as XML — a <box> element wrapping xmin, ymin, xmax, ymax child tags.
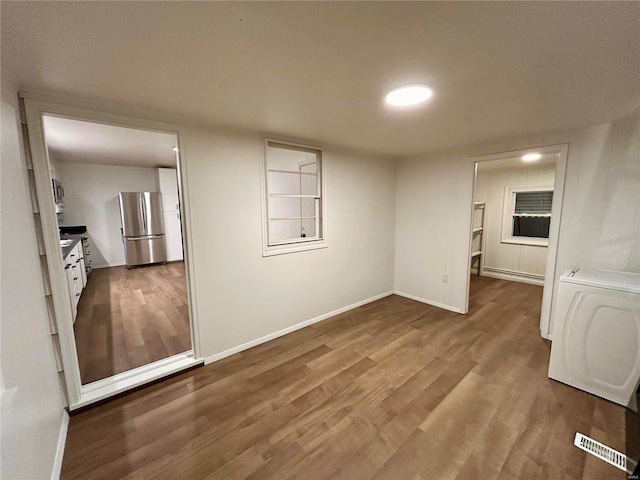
<box><xmin>502</xmin><ymin>186</ymin><xmax>553</xmax><ymax>246</ymax></box>
<box><xmin>261</xmin><ymin>140</ymin><xmax>326</xmax><ymax>256</ymax></box>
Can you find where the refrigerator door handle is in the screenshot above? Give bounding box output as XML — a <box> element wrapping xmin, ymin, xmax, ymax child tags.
<box><xmin>141</xmin><ymin>196</ymin><xmax>147</xmax><ymax>233</ymax></box>
<box><xmin>127</xmin><ymin>235</ymin><xmax>164</xmax><ymax>240</ymax></box>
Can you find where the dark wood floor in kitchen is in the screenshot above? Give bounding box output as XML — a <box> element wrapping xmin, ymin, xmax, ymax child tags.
<box><xmin>74</xmin><ymin>262</ymin><xmax>191</xmax><ymax>384</ymax></box>
<box><xmin>62</xmin><ymin>276</ymin><xmax>637</xmax><ymax>479</ymax></box>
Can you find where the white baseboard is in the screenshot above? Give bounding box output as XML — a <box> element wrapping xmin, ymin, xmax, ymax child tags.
<box><xmin>92</xmin><ymin>262</ymin><xmax>126</xmax><ymax>269</ymax></box>
<box><xmin>93</xmin><ymin>261</ymin><xmax>180</xmax><ymax>269</ymax></box>
<box><xmin>393</xmin><ymin>290</ymin><xmax>463</xmax><ymax>314</ymax></box>
<box><xmin>482</xmin><ymin>267</ymin><xmax>545</xmax><ymax>286</ymax></box>
<box><xmin>51</xmin><ymin>410</ymin><xmax>69</xmax><ymax>480</ymax></box>
<box><xmin>204</xmin><ymin>290</ymin><xmax>394</xmax><ymax>365</ymax></box>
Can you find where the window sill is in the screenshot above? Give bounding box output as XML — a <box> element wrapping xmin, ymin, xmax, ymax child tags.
<box><xmin>263</xmin><ymin>240</ymin><xmax>327</xmax><ymax>257</ymax></box>
<box><xmin>501</xmin><ymin>237</ymin><xmax>549</xmax><ymax>247</ymax></box>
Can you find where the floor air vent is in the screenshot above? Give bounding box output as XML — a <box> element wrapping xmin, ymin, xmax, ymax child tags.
<box><xmin>574</xmin><ymin>432</ymin><xmax>636</xmax><ymax>474</ymax></box>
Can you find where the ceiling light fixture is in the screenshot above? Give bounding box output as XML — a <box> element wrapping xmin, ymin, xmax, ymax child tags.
<box><xmin>522</xmin><ymin>153</ymin><xmax>541</xmax><ymax>162</ymax></box>
<box><xmin>385</xmin><ymin>84</ymin><xmax>433</xmax><ymax>106</ymax></box>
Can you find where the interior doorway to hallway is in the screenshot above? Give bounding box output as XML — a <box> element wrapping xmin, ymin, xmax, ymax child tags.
<box><xmin>465</xmin><ymin>144</ymin><xmax>568</xmax><ymax>339</ymax></box>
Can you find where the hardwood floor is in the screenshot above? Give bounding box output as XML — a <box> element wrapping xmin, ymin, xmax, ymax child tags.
<box><xmin>62</xmin><ymin>276</ymin><xmax>638</xmax><ymax>479</ymax></box>
<box><xmin>74</xmin><ymin>262</ymin><xmax>191</xmax><ymax>384</ymax></box>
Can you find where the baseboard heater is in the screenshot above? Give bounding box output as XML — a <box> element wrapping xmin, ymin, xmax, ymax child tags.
<box><xmin>482</xmin><ymin>266</ymin><xmax>544</xmax><ymax>281</ymax></box>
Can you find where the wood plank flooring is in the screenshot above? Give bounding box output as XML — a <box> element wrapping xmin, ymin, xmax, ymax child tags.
<box><xmin>74</xmin><ymin>262</ymin><xmax>191</xmax><ymax>384</ymax></box>
<box><xmin>62</xmin><ymin>276</ymin><xmax>638</xmax><ymax>479</ymax></box>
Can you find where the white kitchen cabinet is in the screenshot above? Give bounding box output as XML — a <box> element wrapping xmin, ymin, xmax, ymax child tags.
<box><xmin>79</xmin><ymin>251</ymin><xmax>87</xmax><ymax>288</ymax></box>
<box><xmin>158</xmin><ymin>168</ymin><xmax>180</xmax><ymax>213</ymax></box>
<box><xmin>157</xmin><ymin>167</ymin><xmax>184</xmax><ymax>261</ymax></box>
<box><xmin>163</xmin><ymin>211</ymin><xmax>183</xmax><ymax>261</ymax></box>
<box><xmin>64</xmin><ymin>258</ymin><xmax>76</xmax><ymax>321</ymax></box>
<box><xmin>64</xmin><ymin>243</ymin><xmax>79</xmax><ymax>321</ymax></box>
<box><xmin>63</xmin><ymin>242</ymin><xmax>85</xmax><ymax>323</ymax></box>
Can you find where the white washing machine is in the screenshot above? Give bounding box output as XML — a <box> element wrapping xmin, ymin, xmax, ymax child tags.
<box><xmin>548</xmin><ymin>267</ymin><xmax>640</xmax><ymax>411</ymax></box>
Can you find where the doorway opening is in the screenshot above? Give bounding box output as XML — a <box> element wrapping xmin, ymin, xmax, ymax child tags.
<box><xmin>466</xmin><ymin>145</ymin><xmax>568</xmax><ymax>339</ymax></box>
<box><xmin>22</xmin><ymin>94</ymin><xmax>202</xmax><ymax>409</ymax></box>
<box><xmin>43</xmin><ymin>115</ymin><xmax>192</xmax><ymax>385</ymax></box>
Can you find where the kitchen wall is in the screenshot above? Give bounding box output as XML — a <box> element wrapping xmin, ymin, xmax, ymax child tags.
<box><xmin>395</xmin><ymin>108</ymin><xmax>640</xmax><ymax>336</ymax></box>
<box><xmin>57</xmin><ymin>162</ymin><xmax>159</xmax><ymax>268</ymax></box>
<box><xmin>1</xmin><ymin>87</ymin><xmax>67</xmax><ymax>479</ymax></box>
<box><xmin>474</xmin><ymin>162</ymin><xmax>556</xmax><ymax>283</ymax></box>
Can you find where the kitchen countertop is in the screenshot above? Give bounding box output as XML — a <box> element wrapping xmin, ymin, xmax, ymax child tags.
<box><xmin>61</xmin><ymin>234</ymin><xmax>83</xmax><ymax>260</ymax></box>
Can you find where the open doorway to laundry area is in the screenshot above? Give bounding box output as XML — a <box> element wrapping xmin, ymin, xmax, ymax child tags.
<box><xmin>466</xmin><ymin>145</ymin><xmax>568</xmax><ymax>339</ymax></box>
<box><xmin>42</xmin><ymin>115</ymin><xmax>193</xmax><ymax>386</ymax></box>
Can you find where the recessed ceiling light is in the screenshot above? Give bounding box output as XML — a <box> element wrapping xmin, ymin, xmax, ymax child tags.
<box><xmin>385</xmin><ymin>84</ymin><xmax>433</xmax><ymax>106</ymax></box>
<box><xmin>522</xmin><ymin>153</ymin><xmax>541</xmax><ymax>161</ymax></box>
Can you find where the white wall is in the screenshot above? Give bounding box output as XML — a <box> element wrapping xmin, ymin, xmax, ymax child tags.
<box><xmin>559</xmin><ymin>111</ymin><xmax>639</xmax><ymax>274</ymax></box>
<box><xmin>395</xmin><ymin>108</ymin><xmax>640</xmax><ymax>332</ymax></box>
<box><xmin>394</xmin><ymin>155</ymin><xmax>472</xmax><ymax>312</ymax></box>
<box><xmin>475</xmin><ymin>162</ymin><xmax>556</xmax><ymax>280</ymax></box>
<box><xmin>181</xmin><ymin>126</ymin><xmax>397</xmax><ymax>359</ymax></box>
<box><xmin>57</xmin><ymin>162</ymin><xmax>158</xmax><ymax>268</ymax></box>
<box><xmin>1</xmin><ymin>88</ymin><xmax>67</xmax><ymax>479</ymax></box>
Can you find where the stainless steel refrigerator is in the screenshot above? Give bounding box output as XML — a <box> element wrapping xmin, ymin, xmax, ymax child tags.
<box><xmin>118</xmin><ymin>192</ymin><xmax>167</xmax><ymax>267</ymax></box>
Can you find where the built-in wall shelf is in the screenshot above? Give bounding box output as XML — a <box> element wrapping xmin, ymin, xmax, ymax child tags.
<box><xmin>268</xmin><ymin>194</ymin><xmax>320</xmax><ymax>198</ymax></box>
<box><xmin>471</xmin><ymin>202</ymin><xmax>486</xmax><ymax>275</ymax></box>
<box><xmin>268</xmin><ymin>169</ymin><xmax>317</xmax><ymax>176</ymax></box>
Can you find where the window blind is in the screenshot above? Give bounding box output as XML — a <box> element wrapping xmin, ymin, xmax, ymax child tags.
<box><xmin>513</xmin><ymin>216</ymin><xmax>550</xmax><ymax>238</ymax></box>
<box><xmin>514</xmin><ymin>191</ymin><xmax>553</xmax><ymax>214</ymax></box>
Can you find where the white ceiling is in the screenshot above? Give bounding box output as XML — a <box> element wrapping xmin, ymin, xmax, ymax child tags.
<box><xmin>43</xmin><ymin>116</ymin><xmax>177</xmax><ymax>168</ymax></box>
<box><xmin>2</xmin><ymin>2</ymin><xmax>639</xmax><ymax>157</ymax></box>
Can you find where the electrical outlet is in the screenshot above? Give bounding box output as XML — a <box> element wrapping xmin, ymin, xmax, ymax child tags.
<box><xmin>442</xmin><ymin>273</ymin><xmax>449</xmax><ymax>283</ymax></box>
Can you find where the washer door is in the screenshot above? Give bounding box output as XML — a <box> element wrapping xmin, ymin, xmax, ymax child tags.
<box><xmin>549</xmin><ymin>281</ymin><xmax>640</xmax><ymax>410</ymax></box>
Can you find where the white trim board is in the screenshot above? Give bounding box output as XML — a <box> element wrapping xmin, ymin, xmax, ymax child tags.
<box><xmin>71</xmin><ymin>353</ymin><xmax>202</xmax><ymax>410</ymax></box>
<box><xmin>51</xmin><ymin>410</ymin><xmax>69</xmax><ymax>480</ymax></box>
<box><xmin>481</xmin><ymin>267</ymin><xmax>545</xmax><ymax>286</ymax></box>
<box><xmin>204</xmin><ymin>291</ymin><xmax>394</xmax><ymax>365</ymax></box>
<box><xmin>393</xmin><ymin>291</ymin><xmax>464</xmax><ymax>314</ymax></box>
<box><xmin>91</xmin><ymin>262</ymin><xmax>126</xmax><ymax>269</ymax></box>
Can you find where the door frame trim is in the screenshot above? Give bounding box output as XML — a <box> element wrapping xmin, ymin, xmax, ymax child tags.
<box><xmin>20</xmin><ymin>92</ymin><xmax>203</xmax><ymax>408</ymax></box>
<box><xmin>465</xmin><ymin>144</ymin><xmax>568</xmax><ymax>340</ymax></box>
